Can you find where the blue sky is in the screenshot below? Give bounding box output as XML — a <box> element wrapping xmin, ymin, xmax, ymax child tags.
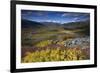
<box><xmin>21</xmin><ymin>10</ymin><xmax>90</xmax><ymax>24</ymax></box>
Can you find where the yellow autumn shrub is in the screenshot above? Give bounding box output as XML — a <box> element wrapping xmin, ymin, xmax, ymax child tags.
<box><xmin>22</xmin><ymin>48</ymin><xmax>88</xmax><ymax>63</ymax></box>
<box><xmin>35</xmin><ymin>40</ymin><xmax>52</xmax><ymax>47</ymax></box>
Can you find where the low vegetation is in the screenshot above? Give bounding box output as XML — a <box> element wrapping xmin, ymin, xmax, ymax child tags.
<box><xmin>22</xmin><ymin>47</ymin><xmax>88</xmax><ymax>63</ymax></box>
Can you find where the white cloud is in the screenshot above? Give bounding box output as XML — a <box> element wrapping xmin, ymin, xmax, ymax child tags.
<box><xmin>62</xmin><ymin>13</ymin><xmax>69</xmax><ymax>17</ymax></box>
<box><xmin>73</xmin><ymin>17</ymin><xmax>79</xmax><ymax>20</ymax></box>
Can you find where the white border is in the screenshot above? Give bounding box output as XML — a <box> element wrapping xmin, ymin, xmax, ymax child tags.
<box><xmin>16</xmin><ymin>5</ymin><xmax>94</xmax><ymax>69</ymax></box>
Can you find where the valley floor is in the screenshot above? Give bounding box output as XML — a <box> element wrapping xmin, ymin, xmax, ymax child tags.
<box><xmin>21</xmin><ymin>29</ymin><xmax>90</xmax><ymax>63</ymax></box>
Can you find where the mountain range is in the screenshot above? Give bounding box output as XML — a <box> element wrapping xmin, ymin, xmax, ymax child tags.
<box><xmin>21</xmin><ymin>19</ymin><xmax>90</xmax><ymax>30</ymax></box>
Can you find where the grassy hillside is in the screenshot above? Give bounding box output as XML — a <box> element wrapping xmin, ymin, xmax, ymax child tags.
<box><xmin>21</xmin><ymin>20</ymin><xmax>90</xmax><ymax>63</ymax></box>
